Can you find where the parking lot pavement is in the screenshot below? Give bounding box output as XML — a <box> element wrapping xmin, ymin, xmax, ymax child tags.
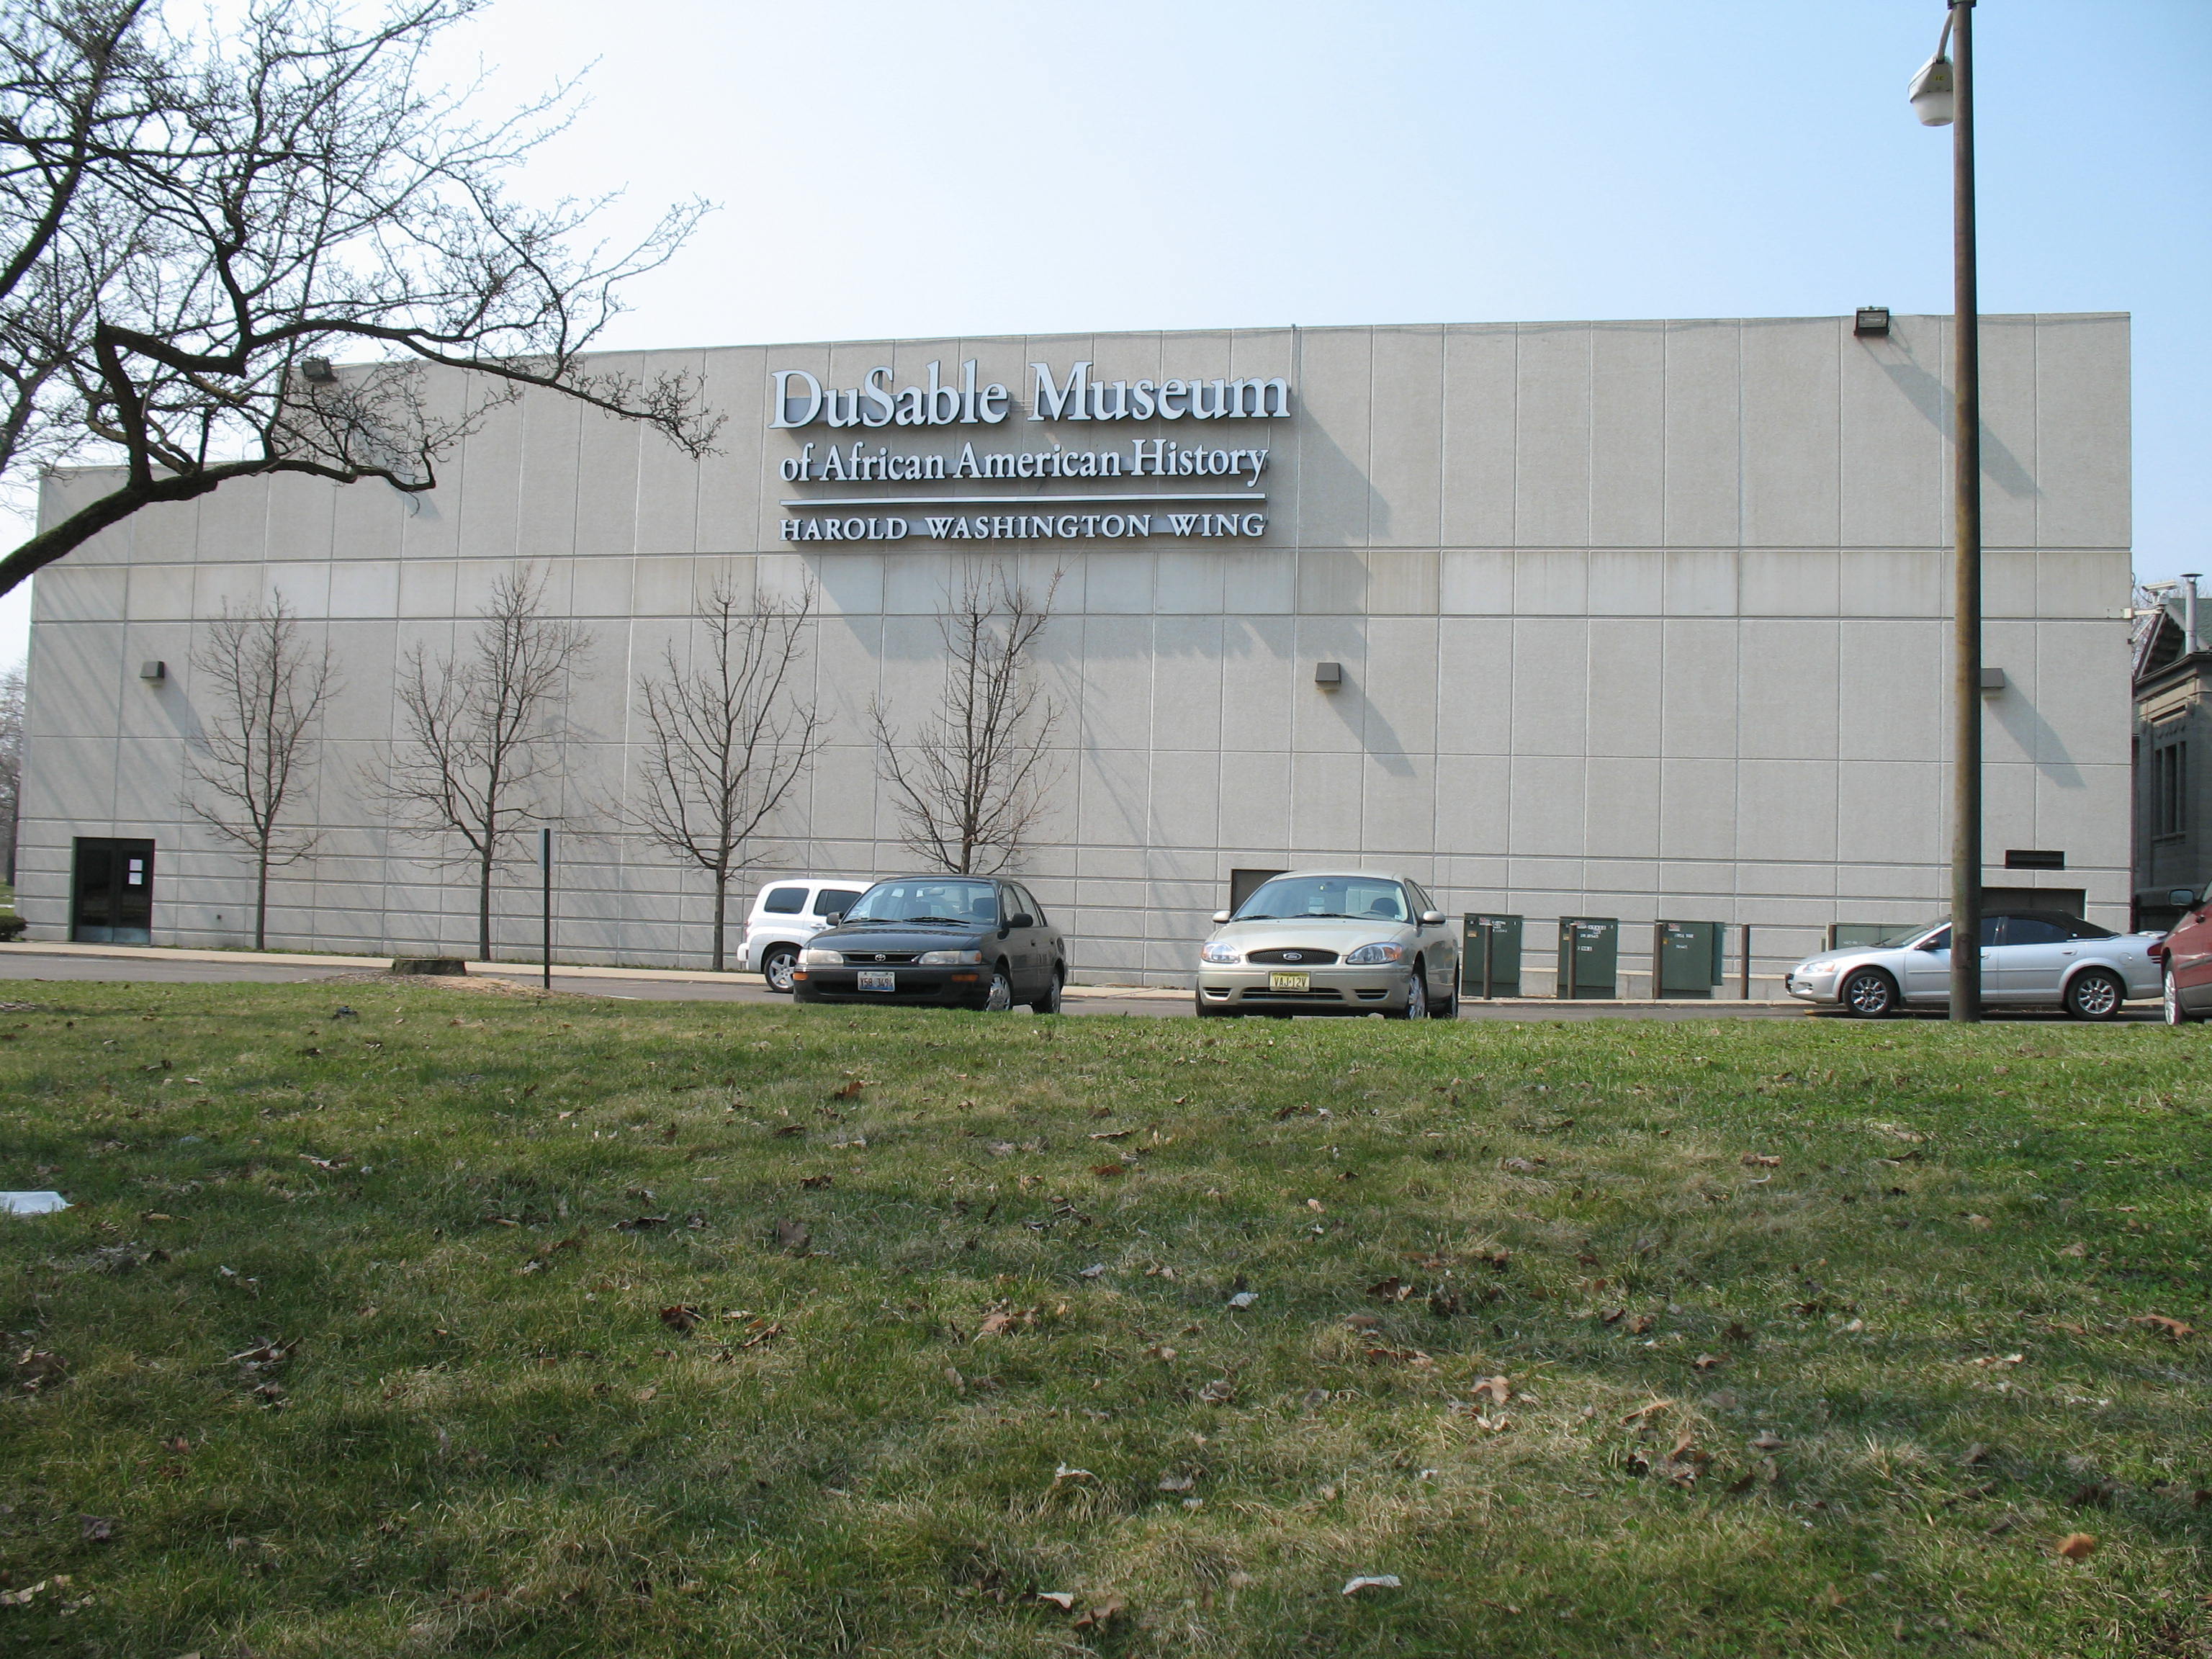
<box><xmin>0</xmin><ymin>949</ymin><xmax>2158</xmax><ymax>1020</ymax></box>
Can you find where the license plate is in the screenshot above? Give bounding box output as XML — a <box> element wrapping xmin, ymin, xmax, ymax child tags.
<box><xmin>1269</xmin><ymin>971</ymin><xmax>1310</xmax><ymax>992</ymax></box>
<box><xmin>857</xmin><ymin>970</ymin><xmax>896</xmax><ymax>992</ymax></box>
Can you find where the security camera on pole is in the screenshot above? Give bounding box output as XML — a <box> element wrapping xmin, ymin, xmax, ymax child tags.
<box><xmin>1910</xmin><ymin>1</ymin><xmax>1984</xmax><ymax>1022</ymax></box>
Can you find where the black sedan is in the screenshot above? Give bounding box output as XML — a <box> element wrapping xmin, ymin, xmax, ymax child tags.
<box><xmin>791</xmin><ymin>875</ymin><xmax>1067</xmax><ymax>1013</ymax></box>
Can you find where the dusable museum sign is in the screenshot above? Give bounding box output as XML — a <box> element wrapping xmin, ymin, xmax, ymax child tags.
<box><xmin>773</xmin><ymin>359</ymin><xmax>1289</xmax><ymax>544</ymax></box>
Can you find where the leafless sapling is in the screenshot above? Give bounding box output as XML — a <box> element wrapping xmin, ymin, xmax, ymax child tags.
<box><xmin>0</xmin><ymin>0</ymin><xmax>721</xmax><ymax>597</ymax></box>
<box><xmin>629</xmin><ymin>577</ymin><xmax>825</xmax><ymax>970</ymax></box>
<box><xmin>184</xmin><ymin>595</ymin><xmax>335</xmax><ymax>949</ymax></box>
<box><xmin>379</xmin><ymin>569</ymin><xmax>588</xmax><ymax>960</ymax></box>
<box><xmin>871</xmin><ymin>566</ymin><xmax>1062</xmax><ymax>875</ymax></box>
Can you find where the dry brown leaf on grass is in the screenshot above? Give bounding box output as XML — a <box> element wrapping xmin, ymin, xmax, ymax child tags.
<box><xmin>78</xmin><ymin>1516</ymin><xmax>114</xmax><ymax>1542</ymax></box>
<box><xmin>773</xmin><ymin>1220</ymin><xmax>811</xmax><ymax>1256</ymax></box>
<box><xmin>1364</xmin><ymin>1345</ymin><xmax>1435</xmax><ymax>1369</ymax></box>
<box><xmin>1034</xmin><ymin>1591</ymin><xmax>1076</xmax><ymax>1611</ymax></box>
<box><xmin>1628</xmin><ymin>1313</ymin><xmax>1657</xmax><ymax>1335</ymax></box>
<box><xmin>2131</xmin><ymin>1314</ymin><xmax>2196</xmax><ymax>1339</ymax></box>
<box><xmin>613</xmin><ymin>1215</ymin><xmax>669</xmax><ymax>1232</ymax></box>
<box><xmin>1367</xmin><ymin>1276</ymin><xmax>1415</xmax><ymax>1303</ymax></box>
<box><xmin>658</xmin><ymin>1305</ymin><xmax>702</xmax><ymax>1334</ymax></box>
<box><xmin>1089</xmin><ymin>1128</ymin><xmax>1133</xmax><ymax>1141</ymax></box>
<box><xmin>1197</xmin><ymin>1377</ymin><xmax>1236</xmax><ymax>1403</ymax></box>
<box><xmin>832</xmin><ymin>1079</ymin><xmax>865</xmax><ymax>1100</ymax></box>
<box><xmin>1344</xmin><ymin>1311</ymin><xmax>1384</xmax><ymax>1332</ymax></box>
<box><xmin>1226</xmin><ymin>1290</ymin><xmax>1257</xmax><ymax>1308</ymax></box>
<box><xmin>1620</xmin><ymin>1397</ymin><xmax>1673</xmax><ymax>1424</ymax></box>
<box><xmin>1741</xmin><ymin>1154</ymin><xmax>1782</xmax><ymax>1168</ymax></box>
<box><xmin>2057</xmin><ymin>1241</ymin><xmax>2088</xmax><ymax>1257</ymax></box>
<box><xmin>1158</xmin><ymin>1471</ymin><xmax>1196</xmax><ymax>1493</ymax></box>
<box><xmin>798</xmin><ymin>1174</ymin><xmax>834</xmax><ymax>1190</ymax></box>
<box><xmin>1071</xmin><ymin>1596</ymin><xmax>1125</xmax><ymax>1630</ymax></box>
<box><xmin>1474</xmin><ymin>1375</ymin><xmax>1511</xmax><ymax>1406</ymax></box>
<box><xmin>2056</xmin><ymin>1532</ymin><xmax>2098</xmax><ymax>1560</ymax></box>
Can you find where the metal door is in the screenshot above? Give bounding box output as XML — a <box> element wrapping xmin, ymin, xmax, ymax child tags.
<box><xmin>1556</xmin><ymin>917</ymin><xmax>1618</xmax><ymax>999</ymax></box>
<box><xmin>71</xmin><ymin>838</ymin><xmax>155</xmax><ymax>944</ymax></box>
<box><xmin>1900</xmin><ymin>918</ymin><xmax>2000</xmax><ymax>1002</ymax></box>
<box><xmin>1989</xmin><ymin>914</ymin><xmax>2072</xmax><ymax>1000</ymax></box>
<box><xmin>1653</xmin><ymin>921</ymin><xmax>1725</xmax><ymax>997</ymax></box>
<box><xmin>1460</xmin><ymin>914</ymin><xmax>1522</xmax><ymax>997</ymax></box>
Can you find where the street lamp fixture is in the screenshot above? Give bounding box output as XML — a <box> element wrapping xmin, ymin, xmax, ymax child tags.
<box><xmin>1910</xmin><ymin>1</ymin><xmax>1982</xmax><ymax>1022</ymax></box>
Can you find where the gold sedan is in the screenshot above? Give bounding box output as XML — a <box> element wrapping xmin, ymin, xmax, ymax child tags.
<box><xmin>1193</xmin><ymin>871</ymin><xmax>1459</xmax><ymax>1020</ymax></box>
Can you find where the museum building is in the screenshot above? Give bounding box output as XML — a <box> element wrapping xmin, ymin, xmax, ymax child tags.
<box><xmin>16</xmin><ymin>311</ymin><xmax>2132</xmax><ymax>992</ymax></box>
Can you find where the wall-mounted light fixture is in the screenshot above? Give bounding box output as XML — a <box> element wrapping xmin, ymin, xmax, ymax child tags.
<box><xmin>1979</xmin><ymin>667</ymin><xmax>2006</xmax><ymax>693</ymax></box>
<box><xmin>1853</xmin><ymin>306</ymin><xmax>1892</xmax><ymax>337</ymax></box>
<box><xmin>1313</xmin><ymin>661</ymin><xmax>1342</xmax><ymax>690</ymax></box>
<box><xmin>300</xmin><ymin>356</ymin><xmax>336</xmax><ymax>383</ymax></box>
<box><xmin>138</xmin><ymin>660</ymin><xmax>166</xmax><ymax>681</ymax></box>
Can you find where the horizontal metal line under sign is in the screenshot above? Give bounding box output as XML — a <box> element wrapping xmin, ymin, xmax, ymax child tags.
<box><xmin>780</xmin><ymin>492</ymin><xmax>1265</xmax><ymax>508</ymax></box>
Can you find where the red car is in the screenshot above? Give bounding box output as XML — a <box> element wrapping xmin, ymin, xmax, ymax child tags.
<box><xmin>2147</xmin><ymin>891</ymin><xmax>2209</xmax><ymax>1025</ymax></box>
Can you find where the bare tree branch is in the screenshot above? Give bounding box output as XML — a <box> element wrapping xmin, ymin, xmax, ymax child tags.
<box><xmin>372</xmin><ymin>566</ymin><xmax>587</xmax><ymax>960</ymax></box>
<box><xmin>626</xmin><ymin>575</ymin><xmax>824</xmax><ymax>970</ymax></box>
<box><xmin>184</xmin><ymin>590</ymin><xmax>333</xmax><ymax>948</ymax></box>
<box><xmin>871</xmin><ymin>565</ymin><xmax>1062</xmax><ymax>876</ymax></box>
<box><xmin>0</xmin><ymin>0</ymin><xmax>721</xmax><ymax>595</ymax></box>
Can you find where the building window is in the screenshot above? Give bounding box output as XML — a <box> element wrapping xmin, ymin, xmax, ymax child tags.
<box><xmin>2156</xmin><ymin>741</ymin><xmax>2188</xmax><ymax>838</ymax></box>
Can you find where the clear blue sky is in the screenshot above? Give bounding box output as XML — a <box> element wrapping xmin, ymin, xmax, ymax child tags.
<box><xmin>5</xmin><ymin>0</ymin><xmax>2202</xmax><ymax>662</ymax></box>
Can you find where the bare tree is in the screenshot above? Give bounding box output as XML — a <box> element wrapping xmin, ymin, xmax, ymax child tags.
<box><xmin>378</xmin><ymin>569</ymin><xmax>587</xmax><ymax>961</ymax></box>
<box><xmin>0</xmin><ymin>661</ymin><xmax>22</xmax><ymax>885</ymax></box>
<box><xmin>0</xmin><ymin>0</ymin><xmax>720</xmax><ymax>597</ymax></box>
<box><xmin>184</xmin><ymin>595</ymin><xmax>333</xmax><ymax>948</ymax></box>
<box><xmin>871</xmin><ymin>566</ymin><xmax>1062</xmax><ymax>875</ymax></box>
<box><xmin>629</xmin><ymin>576</ymin><xmax>825</xmax><ymax>971</ymax></box>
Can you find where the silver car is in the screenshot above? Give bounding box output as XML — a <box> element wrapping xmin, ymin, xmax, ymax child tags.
<box><xmin>1193</xmin><ymin>871</ymin><xmax>1458</xmax><ymax>1019</ymax></box>
<box><xmin>1785</xmin><ymin>912</ymin><xmax>2164</xmax><ymax>1020</ymax></box>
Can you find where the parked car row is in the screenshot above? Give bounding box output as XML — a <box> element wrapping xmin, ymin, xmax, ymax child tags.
<box><xmin>745</xmin><ymin>871</ymin><xmax>2185</xmax><ymax>1022</ymax></box>
<box><xmin>744</xmin><ymin>867</ymin><xmax>1461</xmax><ymax>1017</ymax></box>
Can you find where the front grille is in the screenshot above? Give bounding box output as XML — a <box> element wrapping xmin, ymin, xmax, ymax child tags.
<box><xmin>842</xmin><ymin>952</ymin><xmax>920</xmax><ymax>964</ymax></box>
<box><xmin>1248</xmin><ymin>948</ymin><xmax>1340</xmax><ymax>966</ymax></box>
<box><xmin>1241</xmin><ymin>987</ymin><xmax>1344</xmax><ymax>1002</ymax></box>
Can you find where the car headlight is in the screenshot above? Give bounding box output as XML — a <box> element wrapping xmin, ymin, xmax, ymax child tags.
<box><xmin>799</xmin><ymin>947</ymin><xmax>843</xmax><ymax>966</ymax></box>
<box><xmin>917</xmin><ymin>948</ymin><xmax>984</xmax><ymax>966</ymax></box>
<box><xmin>1344</xmin><ymin>941</ymin><xmax>1406</xmax><ymax>965</ymax></box>
<box><xmin>1200</xmin><ymin>940</ymin><xmax>1242</xmax><ymax>965</ymax></box>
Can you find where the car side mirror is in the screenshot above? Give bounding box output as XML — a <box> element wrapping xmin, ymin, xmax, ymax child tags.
<box><xmin>1212</xmin><ymin>910</ymin><xmax>1231</xmax><ymax>925</ymax></box>
<box><xmin>2170</xmin><ymin>888</ymin><xmax>2196</xmax><ymax>909</ymax></box>
<box><xmin>1007</xmin><ymin>912</ymin><xmax>1034</xmax><ymax>930</ymax></box>
<box><xmin>1915</xmin><ymin>940</ymin><xmax>1944</xmax><ymax>953</ymax></box>
<box><xmin>1420</xmin><ymin>910</ymin><xmax>1446</xmax><ymax>927</ymax></box>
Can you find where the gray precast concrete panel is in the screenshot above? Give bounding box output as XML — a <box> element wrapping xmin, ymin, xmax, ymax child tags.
<box><xmin>14</xmin><ymin>315</ymin><xmax>2133</xmax><ymax>990</ymax></box>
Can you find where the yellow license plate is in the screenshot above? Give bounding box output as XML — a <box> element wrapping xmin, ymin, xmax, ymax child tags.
<box><xmin>1269</xmin><ymin>971</ymin><xmax>1310</xmax><ymax>992</ymax></box>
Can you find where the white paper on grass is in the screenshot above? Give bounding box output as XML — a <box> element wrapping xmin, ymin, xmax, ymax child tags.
<box><xmin>1</xmin><ymin>1192</ymin><xmax>68</xmax><ymax>1215</ymax></box>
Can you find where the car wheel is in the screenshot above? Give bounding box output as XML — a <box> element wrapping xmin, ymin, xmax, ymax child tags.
<box><xmin>1388</xmin><ymin>960</ymin><xmax>1431</xmax><ymax>1021</ymax></box>
<box><xmin>981</xmin><ymin>966</ymin><xmax>1014</xmax><ymax>1012</ymax></box>
<box><xmin>2064</xmin><ymin>968</ymin><xmax>2123</xmax><ymax>1022</ymax></box>
<box><xmin>1839</xmin><ymin>966</ymin><xmax>1899</xmax><ymax>1017</ymax></box>
<box><xmin>1030</xmin><ymin>969</ymin><xmax>1064</xmax><ymax>1015</ymax></box>
<box><xmin>762</xmin><ymin>946</ymin><xmax>799</xmax><ymax>994</ymax></box>
<box><xmin>2164</xmin><ymin>968</ymin><xmax>2191</xmax><ymax>1026</ymax></box>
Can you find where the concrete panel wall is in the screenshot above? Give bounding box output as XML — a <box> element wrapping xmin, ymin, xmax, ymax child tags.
<box><xmin>17</xmin><ymin>314</ymin><xmax>2131</xmax><ymax>990</ymax></box>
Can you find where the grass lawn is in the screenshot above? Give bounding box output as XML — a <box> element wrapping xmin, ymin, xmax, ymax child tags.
<box><xmin>0</xmin><ymin>981</ymin><xmax>2206</xmax><ymax>1658</ymax></box>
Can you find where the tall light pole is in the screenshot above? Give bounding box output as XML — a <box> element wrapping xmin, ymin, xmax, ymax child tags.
<box><xmin>1910</xmin><ymin>1</ymin><xmax>1982</xmax><ymax>1022</ymax></box>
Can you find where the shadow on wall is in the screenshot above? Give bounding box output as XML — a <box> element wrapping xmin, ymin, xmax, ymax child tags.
<box><xmin>1987</xmin><ymin>689</ymin><xmax>2084</xmax><ymax>790</ymax></box>
<box><xmin>1863</xmin><ymin>331</ymin><xmax>2039</xmax><ymax>504</ymax></box>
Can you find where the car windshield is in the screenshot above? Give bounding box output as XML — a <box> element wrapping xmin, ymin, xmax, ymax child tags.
<box><xmin>1234</xmin><ymin>875</ymin><xmax>1408</xmax><ymax>923</ymax></box>
<box><xmin>841</xmin><ymin>878</ymin><xmax>998</xmax><ymax>927</ymax></box>
<box><xmin>1878</xmin><ymin>919</ymin><xmax>1949</xmax><ymax>947</ymax></box>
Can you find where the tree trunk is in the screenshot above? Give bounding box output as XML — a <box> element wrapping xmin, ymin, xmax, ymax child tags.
<box><xmin>477</xmin><ymin>845</ymin><xmax>495</xmax><ymax>961</ymax></box>
<box><xmin>711</xmin><ymin>877</ymin><xmax>728</xmax><ymax>973</ymax></box>
<box><xmin>253</xmin><ymin>835</ymin><xmax>271</xmax><ymax>951</ymax></box>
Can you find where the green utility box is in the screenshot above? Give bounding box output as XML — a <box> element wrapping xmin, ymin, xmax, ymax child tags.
<box><xmin>1829</xmin><ymin>922</ymin><xmax>1908</xmax><ymax>949</ymax></box>
<box><xmin>1653</xmin><ymin>920</ymin><xmax>1725</xmax><ymax>998</ymax></box>
<box><xmin>1556</xmin><ymin>917</ymin><xmax>1619</xmax><ymax>999</ymax></box>
<box><xmin>1460</xmin><ymin>914</ymin><xmax>1523</xmax><ymax>998</ymax></box>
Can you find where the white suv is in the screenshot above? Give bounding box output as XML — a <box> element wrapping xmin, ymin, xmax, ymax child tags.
<box><xmin>742</xmin><ymin>876</ymin><xmax>871</xmax><ymax>992</ymax></box>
